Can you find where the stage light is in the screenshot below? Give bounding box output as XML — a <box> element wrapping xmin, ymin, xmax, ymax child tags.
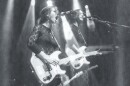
<box><xmin>18</xmin><ymin>0</ymin><xmax>35</xmax><ymax>43</ymax></box>
<box><xmin>61</xmin><ymin>16</ymin><xmax>73</xmax><ymax>40</ymax></box>
<box><xmin>85</xmin><ymin>5</ymin><xmax>95</xmax><ymax>30</ymax></box>
<box><xmin>73</xmin><ymin>0</ymin><xmax>81</xmax><ymax>10</ymax></box>
<box><xmin>1</xmin><ymin>0</ymin><xmax>14</xmax><ymax>86</ymax></box>
<box><xmin>31</xmin><ymin>0</ymin><xmax>35</xmax><ymax>6</ymax></box>
<box><xmin>61</xmin><ymin>15</ymin><xmax>80</xmax><ymax>48</ymax></box>
<box><xmin>47</xmin><ymin>0</ymin><xmax>53</xmax><ymax>6</ymax></box>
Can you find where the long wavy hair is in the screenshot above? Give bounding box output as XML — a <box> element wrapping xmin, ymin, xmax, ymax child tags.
<box><xmin>37</xmin><ymin>6</ymin><xmax>58</xmax><ymax>25</ymax></box>
<box><xmin>67</xmin><ymin>9</ymin><xmax>82</xmax><ymax>24</ymax></box>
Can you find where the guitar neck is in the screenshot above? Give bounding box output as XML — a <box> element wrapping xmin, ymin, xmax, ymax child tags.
<box><xmin>58</xmin><ymin>51</ymin><xmax>99</xmax><ymax>65</ymax></box>
<box><xmin>84</xmin><ymin>51</ymin><xmax>98</xmax><ymax>57</ymax></box>
<box><xmin>58</xmin><ymin>57</ymin><xmax>70</xmax><ymax>65</ymax></box>
<box><xmin>58</xmin><ymin>53</ymin><xmax>82</xmax><ymax>65</ymax></box>
<box><xmin>63</xmin><ymin>65</ymin><xmax>98</xmax><ymax>86</ymax></box>
<box><xmin>63</xmin><ymin>71</ymin><xmax>83</xmax><ymax>86</ymax></box>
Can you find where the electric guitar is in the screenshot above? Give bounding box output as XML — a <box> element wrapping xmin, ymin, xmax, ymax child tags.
<box><xmin>30</xmin><ymin>50</ymin><xmax>100</xmax><ymax>84</ymax></box>
<box><xmin>66</xmin><ymin>45</ymin><xmax>102</xmax><ymax>69</ymax></box>
<box><xmin>63</xmin><ymin>65</ymin><xmax>98</xmax><ymax>86</ymax></box>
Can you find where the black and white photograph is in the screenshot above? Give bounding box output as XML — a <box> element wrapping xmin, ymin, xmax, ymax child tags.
<box><xmin>0</xmin><ymin>0</ymin><xmax>130</xmax><ymax>86</ymax></box>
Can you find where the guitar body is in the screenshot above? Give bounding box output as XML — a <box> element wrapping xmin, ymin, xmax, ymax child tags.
<box><xmin>66</xmin><ymin>46</ymin><xmax>89</xmax><ymax>69</ymax></box>
<box><xmin>70</xmin><ymin>56</ymin><xmax>89</xmax><ymax>70</ymax></box>
<box><xmin>30</xmin><ymin>51</ymin><xmax>66</xmax><ymax>84</ymax></box>
<box><xmin>66</xmin><ymin>46</ymin><xmax>99</xmax><ymax>70</ymax></box>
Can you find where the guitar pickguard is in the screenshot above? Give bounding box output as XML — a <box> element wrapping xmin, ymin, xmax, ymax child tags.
<box><xmin>30</xmin><ymin>52</ymin><xmax>66</xmax><ymax>84</ymax></box>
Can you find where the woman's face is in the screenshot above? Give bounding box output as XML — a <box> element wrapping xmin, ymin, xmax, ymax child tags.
<box><xmin>48</xmin><ymin>7</ymin><xmax>58</xmax><ymax>23</ymax></box>
<box><xmin>76</xmin><ymin>10</ymin><xmax>84</xmax><ymax>22</ymax></box>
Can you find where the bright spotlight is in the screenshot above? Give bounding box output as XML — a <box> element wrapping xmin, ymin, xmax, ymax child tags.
<box><xmin>1</xmin><ymin>0</ymin><xmax>14</xmax><ymax>85</ymax></box>
<box><xmin>73</xmin><ymin>0</ymin><xmax>81</xmax><ymax>10</ymax></box>
<box><xmin>47</xmin><ymin>0</ymin><xmax>53</xmax><ymax>6</ymax></box>
<box><xmin>61</xmin><ymin>16</ymin><xmax>80</xmax><ymax>52</ymax></box>
<box><xmin>61</xmin><ymin>16</ymin><xmax>73</xmax><ymax>40</ymax></box>
<box><xmin>31</xmin><ymin>0</ymin><xmax>35</xmax><ymax>6</ymax></box>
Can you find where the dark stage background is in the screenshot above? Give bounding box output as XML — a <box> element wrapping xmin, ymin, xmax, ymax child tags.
<box><xmin>1</xmin><ymin>0</ymin><xmax>130</xmax><ymax>86</ymax></box>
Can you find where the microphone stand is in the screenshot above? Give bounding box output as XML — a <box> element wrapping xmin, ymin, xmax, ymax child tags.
<box><xmin>59</xmin><ymin>9</ymin><xmax>130</xmax><ymax>29</ymax></box>
<box><xmin>88</xmin><ymin>17</ymin><xmax>130</xmax><ymax>29</ymax></box>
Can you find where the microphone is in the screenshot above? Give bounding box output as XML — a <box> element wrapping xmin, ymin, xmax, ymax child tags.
<box><xmin>56</xmin><ymin>11</ymin><xmax>72</xmax><ymax>20</ymax></box>
<box><xmin>83</xmin><ymin>15</ymin><xmax>92</xmax><ymax>19</ymax></box>
<box><xmin>60</xmin><ymin>10</ymin><xmax>73</xmax><ymax>16</ymax></box>
<box><xmin>78</xmin><ymin>13</ymin><xmax>92</xmax><ymax>20</ymax></box>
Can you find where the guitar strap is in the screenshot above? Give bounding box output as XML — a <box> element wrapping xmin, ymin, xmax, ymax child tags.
<box><xmin>51</xmin><ymin>28</ymin><xmax>62</xmax><ymax>51</ymax></box>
